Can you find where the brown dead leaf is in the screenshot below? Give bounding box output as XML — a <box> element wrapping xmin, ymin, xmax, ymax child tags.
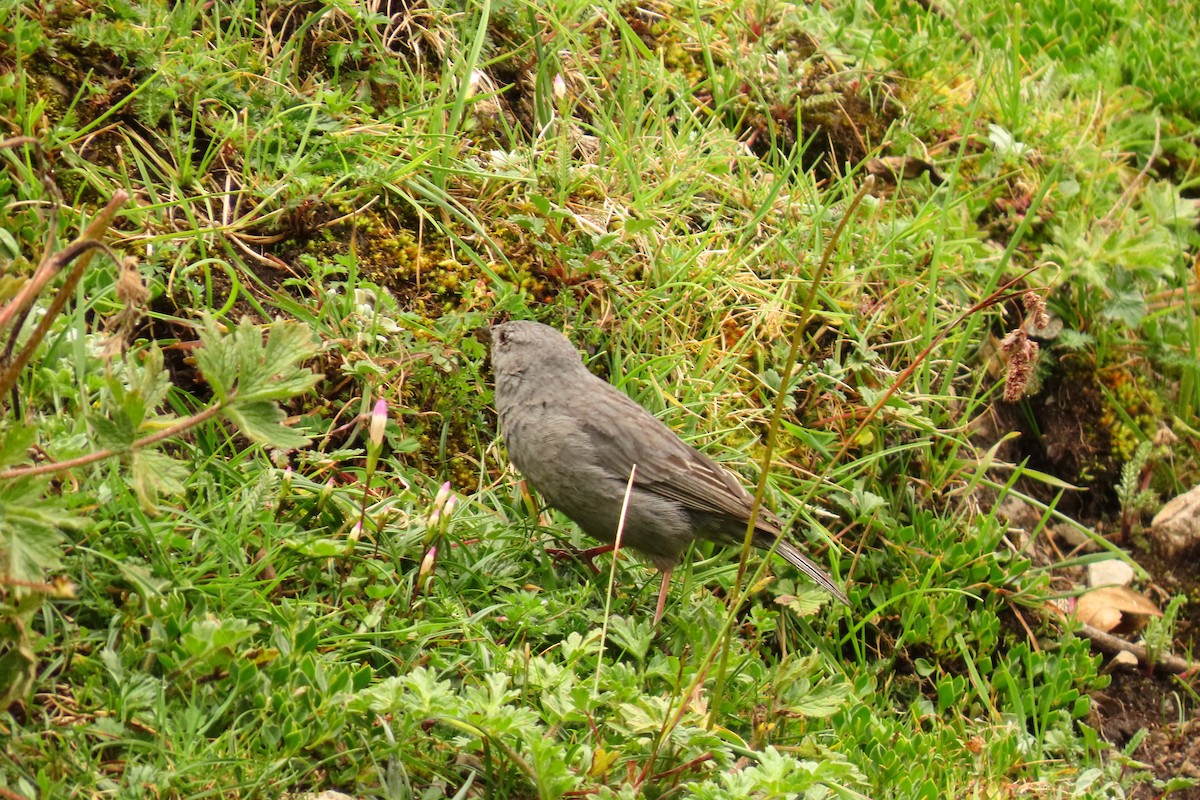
<box><xmin>1074</xmin><ymin>585</ymin><xmax>1163</xmax><ymax>633</ymax></box>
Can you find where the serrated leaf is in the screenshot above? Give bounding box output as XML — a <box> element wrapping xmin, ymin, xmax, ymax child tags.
<box><xmin>607</xmin><ymin>615</ymin><xmax>653</xmax><ymax>662</ymax></box>
<box><xmin>1140</xmin><ymin>180</ymin><xmax>1200</xmax><ymax>228</ymax></box>
<box><xmin>774</xmin><ymin>650</ymin><xmax>850</xmax><ymax>718</ymax></box>
<box><xmin>88</xmin><ymin>410</ymin><xmax>137</xmax><ymax>452</ymax></box>
<box><xmin>1102</xmin><ymin>289</ymin><xmax>1145</xmax><ymax>327</ymax></box>
<box><xmin>127</xmin><ymin>345</ymin><xmax>173</xmax><ymax>421</ymax></box>
<box><xmin>788</xmin><ymin>680</ymin><xmax>850</xmax><ymax>717</ymax></box>
<box><xmin>0</xmin><ymin>478</ymin><xmax>82</xmax><ymax>584</ymax></box>
<box><xmin>193</xmin><ymin>317</ymin><xmax>239</xmax><ymax>400</ymax></box>
<box><xmin>775</xmin><ymin>587</ymin><xmax>827</xmax><ymax>617</ymax></box>
<box><xmin>130</xmin><ymin>449</ymin><xmax>189</xmax><ymax>509</ymax></box>
<box><xmin>224</xmin><ymin>400</ymin><xmax>310</xmax><ymax>449</ymax></box>
<box><xmin>245</xmin><ymin>320</ymin><xmax>322</xmax><ymax>402</ymax></box>
<box><xmin>0</xmin><ymin>423</ymin><xmax>36</xmax><ymax>469</ymax></box>
<box><xmin>197</xmin><ymin>316</ymin><xmax>320</xmax><ymax>403</ymax></box>
<box><xmin>0</xmin><ymin>642</ymin><xmax>37</xmax><ymax>706</ymax></box>
<box><xmin>180</xmin><ymin>616</ymin><xmax>260</xmax><ymax>672</ymax></box>
<box><xmin>193</xmin><ymin>317</ymin><xmax>319</xmax><ymax>447</ymax></box>
<box><xmin>524</xmin><ymin>729</ymin><xmax>580</xmax><ymax>797</ymax></box>
<box><xmin>1056</xmin><ymin>329</ymin><xmax>1095</xmax><ymax>350</ymax></box>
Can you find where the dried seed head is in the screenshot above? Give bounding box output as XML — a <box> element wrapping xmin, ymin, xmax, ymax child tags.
<box><xmin>1023</xmin><ymin>290</ymin><xmax>1050</xmax><ymax>331</ymax></box>
<box><xmin>1000</xmin><ymin>329</ymin><xmax>1038</xmax><ymax>402</ymax></box>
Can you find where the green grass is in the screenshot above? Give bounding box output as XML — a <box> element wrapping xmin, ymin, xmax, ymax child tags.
<box><xmin>2</xmin><ymin>0</ymin><xmax>1199</xmax><ymax>797</ymax></box>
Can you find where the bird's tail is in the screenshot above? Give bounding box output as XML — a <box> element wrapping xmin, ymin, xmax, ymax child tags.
<box><xmin>771</xmin><ymin>538</ymin><xmax>851</xmax><ymax>607</ymax></box>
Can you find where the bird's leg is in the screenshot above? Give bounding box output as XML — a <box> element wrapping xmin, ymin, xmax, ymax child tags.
<box><xmin>653</xmin><ymin>565</ymin><xmax>673</xmax><ymax>625</ymax></box>
<box><xmin>545</xmin><ymin>543</ymin><xmax>615</xmax><ymax>574</ymax></box>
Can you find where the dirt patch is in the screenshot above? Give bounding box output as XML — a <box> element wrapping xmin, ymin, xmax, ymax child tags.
<box><xmin>980</xmin><ymin>355</ymin><xmax>1120</xmax><ymax>520</ymax></box>
<box><xmin>1092</xmin><ymin>671</ymin><xmax>1200</xmax><ymax>798</ymax></box>
<box><xmin>1129</xmin><ymin>542</ymin><xmax>1200</xmax><ymax>653</ymax></box>
<box><xmin>976</xmin><ymin>306</ymin><xmax>1200</xmax><ymax>793</ymax></box>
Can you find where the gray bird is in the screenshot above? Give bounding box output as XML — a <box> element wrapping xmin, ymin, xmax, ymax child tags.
<box><xmin>489</xmin><ymin>320</ymin><xmax>850</xmax><ymax>623</ymax></box>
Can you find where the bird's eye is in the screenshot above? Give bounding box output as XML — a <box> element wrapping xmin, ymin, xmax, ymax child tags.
<box><xmin>494</xmin><ymin>328</ymin><xmax>507</xmax><ymax>345</ymax></box>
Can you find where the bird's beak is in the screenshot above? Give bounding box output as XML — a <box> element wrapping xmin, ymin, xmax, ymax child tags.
<box><xmin>476</xmin><ymin>326</ymin><xmax>494</xmax><ymax>345</ymax></box>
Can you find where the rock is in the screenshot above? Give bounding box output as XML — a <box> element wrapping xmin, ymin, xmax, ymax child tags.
<box><xmin>1150</xmin><ymin>484</ymin><xmax>1200</xmax><ymax>560</ymax></box>
<box><xmin>996</xmin><ymin>496</ymin><xmax>1041</xmax><ymax>530</ymax></box>
<box><xmin>1087</xmin><ymin>559</ymin><xmax>1135</xmax><ymax>588</ymax></box>
<box><xmin>1111</xmin><ymin>650</ymin><xmax>1139</xmax><ymax>669</ymax></box>
<box><xmin>1051</xmin><ymin>522</ymin><xmax>1102</xmax><ymax>553</ymax></box>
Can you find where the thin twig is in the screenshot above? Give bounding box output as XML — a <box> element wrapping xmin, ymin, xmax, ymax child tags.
<box><xmin>1079</xmin><ymin>623</ymin><xmax>1198</xmax><ymax>676</ymax></box>
<box><xmin>0</xmin><ymin>191</ymin><xmax>129</xmax><ymax>403</ymax></box>
<box><xmin>0</xmin><ymin>402</ymin><xmax>225</xmax><ymax>481</ymax></box>
<box><xmin>594</xmin><ymin>464</ymin><xmax>637</xmax><ymax>696</ymax></box>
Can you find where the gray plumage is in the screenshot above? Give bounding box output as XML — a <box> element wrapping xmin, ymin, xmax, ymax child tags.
<box><xmin>490</xmin><ymin>320</ymin><xmax>850</xmax><ymax>618</ymax></box>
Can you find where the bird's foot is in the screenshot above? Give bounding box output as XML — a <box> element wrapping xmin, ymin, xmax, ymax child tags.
<box><xmin>544</xmin><ymin>544</ymin><xmax>616</xmax><ymax>574</ymax></box>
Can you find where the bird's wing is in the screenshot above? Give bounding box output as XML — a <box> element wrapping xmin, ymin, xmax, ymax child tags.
<box><xmin>571</xmin><ymin>377</ymin><xmax>851</xmax><ymax>605</ymax></box>
<box><xmin>575</xmin><ymin>378</ymin><xmax>781</xmax><ymax>532</ymax></box>
<box><xmin>774</xmin><ymin>538</ymin><xmax>850</xmax><ymax>605</ymax></box>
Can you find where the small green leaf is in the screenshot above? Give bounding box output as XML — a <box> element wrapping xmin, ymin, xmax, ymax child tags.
<box><xmin>607</xmin><ymin>615</ymin><xmax>654</xmax><ymax>662</ymax></box>
<box><xmin>130</xmin><ymin>449</ymin><xmax>189</xmax><ymax>509</ymax></box>
<box><xmin>88</xmin><ymin>410</ymin><xmax>137</xmax><ymax>452</ymax></box>
<box><xmin>0</xmin><ymin>478</ymin><xmax>81</xmax><ymax>583</ymax></box>
<box><xmin>775</xmin><ymin>587</ymin><xmax>827</xmax><ymax>617</ymax></box>
<box><xmin>1102</xmin><ymin>289</ymin><xmax>1146</xmax><ymax>327</ymax></box>
<box><xmin>281</xmin><ymin>537</ymin><xmax>345</xmax><ymax>558</ymax></box>
<box><xmin>0</xmin><ymin>423</ymin><xmax>36</xmax><ymax>469</ymax></box>
<box><xmin>0</xmin><ymin>641</ymin><xmax>37</xmax><ymax>706</ymax></box>
<box><xmin>194</xmin><ymin>317</ymin><xmax>319</xmax><ymax>448</ymax></box>
<box><xmin>224</xmin><ymin>401</ymin><xmax>311</xmax><ymax>449</ymax></box>
<box><xmin>127</xmin><ymin>345</ymin><xmax>173</xmax><ymax>418</ymax></box>
<box><xmin>0</xmin><ymin>227</ymin><xmax>20</xmax><ymax>259</ymax></box>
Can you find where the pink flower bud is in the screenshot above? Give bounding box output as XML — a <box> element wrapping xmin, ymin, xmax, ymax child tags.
<box><xmin>369</xmin><ymin>399</ymin><xmax>388</xmax><ymax>448</ymax></box>
<box><xmin>434</xmin><ymin>481</ymin><xmax>452</xmax><ymax>510</ymax></box>
<box><xmin>417</xmin><ymin>545</ymin><xmax>438</xmax><ymax>582</ymax></box>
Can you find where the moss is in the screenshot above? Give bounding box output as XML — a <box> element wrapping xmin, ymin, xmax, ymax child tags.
<box><xmin>1100</xmin><ymin>368</ymin><xmax>1166</xmax><ymax>463</ymax></box>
